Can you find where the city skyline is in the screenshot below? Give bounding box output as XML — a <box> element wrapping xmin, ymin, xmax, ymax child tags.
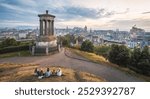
<box><xmin>0</xmin><ymin>0</ymin><xmax>150</xmax><ymax>31</ymax></box>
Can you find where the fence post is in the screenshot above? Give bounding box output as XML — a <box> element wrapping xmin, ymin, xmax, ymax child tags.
<box><xmin>58</xmin><ymin>44</ymin><xmax>61</xmax><ymax>52</ymax></box>
<box><xmin>32</xmin><ymin>46</ymin><xmax>35</xmax><ymax>55</ymax></box>
<box><xmin>46</xmin><ymin>47</ymin><xmax>49</xmax><ymax>55</ymax></box>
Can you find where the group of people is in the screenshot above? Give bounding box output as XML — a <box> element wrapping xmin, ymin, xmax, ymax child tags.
<box><xmin>34</xmin><ymin>67</ymin><xmax>62</xmax><ymax>79</ymax></box>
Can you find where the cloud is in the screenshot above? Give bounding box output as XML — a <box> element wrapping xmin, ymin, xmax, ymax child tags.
<box><xmin>51</xmin><ymin>6</ymin><xmax>115</xmax><ymax>21</ymax></box>
<box><xmin>0</xmin><ymin>0</ymin><xmax>149</xmax><ymax>31</ymax></box>
<box><xmin>109</xmin><ymin>18</ymin><xmax>150</xmax><ymax>31</ymax></box>
<box><xmin>15</xmin><ymin>0</ymin><xmax>37</xmax><ymax>7</ymax></box>
<box><xmin>0</xmin><ymin>0</ymin><xmax>115</xmax><ymax>23</ymax></box>
<box><xmin>142</xmin><ymin>11</ymin><xmax>150</xmax><ymax>14</ymax></box>
<box><xmin>116</xmin><ymin>8</ymin><xmax>130</xmax><ymax>14</ymax></box>
<box><xmin>0</xmin><ymin>3</ymin><xmax>37</xmax><ymax>14</ymax></box>
<box><xmin>0</xmin><ymin>1</ymin><xmax>38</xmax><ymax>26</ymax></box>
<box><xmin>0</xmin><ymin>0</ymin><xmax>37</xmax><ymax>7</ymax></box>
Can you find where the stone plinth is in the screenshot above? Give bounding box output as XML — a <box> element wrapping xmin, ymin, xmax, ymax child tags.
<box><xmin>37</xmin><ymin>35</ymin><xmax>56</xmax><ymax>42</ymax></box>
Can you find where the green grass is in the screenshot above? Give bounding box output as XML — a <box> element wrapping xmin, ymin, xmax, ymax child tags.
<box><xmin>0</xmin><ymin>51</ymin><xmax>31</xmax><ymax>58</ymax></box>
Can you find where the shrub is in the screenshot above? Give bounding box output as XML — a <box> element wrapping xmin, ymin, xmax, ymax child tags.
<box><xmin>1</xmin><ymin>38</ymin><xmax>18</xmax><ymax>47</ymax></box>
<box><xmin>137</xmin><ymin>46</ymin><xmax>150</xmax><ymax>75</ymax></box>
<box><xmin>130</xmin><ymin>47</ymin><xmax>141</xmax><ymax>67</ymax></box>
<box><xmin>108</xmin><ymin>44</ymin><xmax>130</xmax><ymax>66</ymax></box>
<box><xmin>81</xmin><ymin>40</ymin><xmax>94</xmax><ymax>52</ymax></box>
<box><xmin>0</xmin><ymin>45</ymin><xmax>29</xmax><ymax>54</ymax></box>
<box><xmin>62</xmin><ymin>39</ymin><xmax>70</xmax><ymax>47</ymax></box>
<box><xmin>94</xmin><ymin>45</ymin><xmax>110</xmax><ymax>58</ymax></box>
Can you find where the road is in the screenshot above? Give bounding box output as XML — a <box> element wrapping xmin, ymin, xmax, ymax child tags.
<box><xmin>0</xmin><ymin>48</ymin><xmax>145</xmax><ymax>82</ymax></box>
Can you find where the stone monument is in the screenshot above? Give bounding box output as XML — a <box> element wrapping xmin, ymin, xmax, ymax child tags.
<box><xmin>32</xmin><ymin>10</ymin><xmax>58</xmax><ymax>55</ymax></box>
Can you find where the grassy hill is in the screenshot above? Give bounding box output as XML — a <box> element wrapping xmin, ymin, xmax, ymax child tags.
<box><xmin>70</xmin><ymin>48</ymin><xmax>150</xmax><ymax>81</ymax></box>
<box><xmin>0</xmin><ymin>63</ymin><xmax>105</xmax><ymax>82</ymax></box>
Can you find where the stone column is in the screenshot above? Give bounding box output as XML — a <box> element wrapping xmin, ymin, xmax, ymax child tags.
<box><xmin>48</xmin><ymin>20</ymin><xmax>51</xmax><ymax>35</ymax></box>
<box><xmin>40</xmin><ymin>20</ymin><xmax>43</xmax><ymax>35</ymax></box>
<box><xmin>45</xmin><ymin>20</ymin><xmax>47</xmax><ymax>35</ymax></box>
<box><xmin>43</xmin><ymin>20</ymin><xmax>45</xmax><ymax>35</ymax></box>
<box><xmin>47</xmin><ymin>20</ymin><xmax>49</xmax><ymax>35</ymax></box>
<box><xmin>49</xmin><ymin>20</ymin><xmax>52</xmax><ymax>35</ymax></box>
<box><xmin>50</xmin><ymin>20</ymin><xmax>52</xmax><ymax>35</ymax></box>
<box><xmin>52</xmin><ymin>20</ymin><xmax>54</xmax><ymax>35</ymax></box>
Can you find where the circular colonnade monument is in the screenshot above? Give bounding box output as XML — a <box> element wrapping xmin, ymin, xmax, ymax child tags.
<box><xmin>32</xmin><ymin>10</ymin><xmax>60</xmax><ymax>55</ymax></box>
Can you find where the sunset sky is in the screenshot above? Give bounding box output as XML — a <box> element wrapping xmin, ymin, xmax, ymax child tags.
<box><xmin>0</xmin><ymin>0</ymin><xmax>150</xmax><ymax>31</ymax></box>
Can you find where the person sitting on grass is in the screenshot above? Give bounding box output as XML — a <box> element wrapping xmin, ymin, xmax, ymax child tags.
<box><xmin>38</xmin><ymin>69</ymin><xmax>44</xmax><ymax>79</ymax></box>
<box><xmin>52</xmin><ymin>69</ymin><xmax>56</xmax><ymax>75</ymax></box>
<box><xmin>56</xmin><ymin>68</ymin><xmax>62</xmax><ymax>76</ymax></box>
<box><xmin>34</xmin><ymin>68</ymin><xmax>40</xmax><ymax>76</ymax></box>
<box><xmin>45</xmin><ymin>68</ymin><xmax>51</xmax><ymax>77</ymax></box>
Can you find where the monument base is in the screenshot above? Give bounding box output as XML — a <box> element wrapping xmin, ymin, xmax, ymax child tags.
<box><xmin>32</xmin><ymin>36</ymin><xmax>60</xmax><ymax>55</ymax></box>
<box><xmin>32</xmin><ymin>45</ymin><xmax>59</xmax><ymax>56</ymax></box>
<box><xmin>37</xmin><ymin>35</ymin><xmax>56</xmax><ymax>42</ymax></box>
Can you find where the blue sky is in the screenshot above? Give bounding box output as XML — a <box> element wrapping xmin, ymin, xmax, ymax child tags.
<box><xmin>0</xmin><ymin>0</ymin><xmax>150</xmax><ymax>31</ymax></box>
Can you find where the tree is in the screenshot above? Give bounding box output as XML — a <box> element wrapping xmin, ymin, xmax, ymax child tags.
<box><xmin>130</xmin><ymin>47</ymin><xmax>141</xmax><ymax>67</ymax></box>
<box><xmin>81</xmin><ymin>40</ymin><xmax>94</xmax><ymax>52</ymax></box>
<box><xmin>61</xmin><ymin>34</ymin><xmax>76</xmax><ymax>47</ymax></box>
<box><xmin>137</xmin><ymin>46</ymin><xmax>150</xmax><ymax>75</ymax></box>
<box><xmin>116</xmin><ymin>45</ymin><xmax>130</xmax><ymax>66</ymax></box>
<box><xmin>61</xmin><ymin>34</ymin><xmax>70</xmax><ymax>47</ymax></box>
<box><xmin>62</xmin><ymin>39</ymin><xmax>70</xmax><ymax>47</ymax></box>
<box><xmin>77</xmin><ymin>36</ymin><xmax>83</xmax><ymax>43</ymax></box>
<box><xmin>1</xmin><ymin>38</ymin><xmax>17</xmax><ymax>47</ymax></box>
<box><xmin>108</xmin><ymin>44</ymin><xmax>119</xmax><ymax>64</ymax></box>
<box><xmin>94</xmin><ymin>45</ymin><xmax>110</xmax><ymax>58</ymax></box>
<box><xmin>108</xmin><ymin>44</ymin><xmax>130</xmax><ymax>66</ymax></box>
<box><xmin>140</xmin><ymin>46</ymin><xmax>150</xmax><ymax>60</ymax></box>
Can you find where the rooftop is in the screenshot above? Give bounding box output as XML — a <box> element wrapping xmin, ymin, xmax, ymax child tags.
<box><xmin>38</xmin><ymin>10</ymin><xmax>55</xmax><ymax>18</ymax></box>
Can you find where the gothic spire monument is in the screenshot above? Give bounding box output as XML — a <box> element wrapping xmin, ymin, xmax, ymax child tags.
<box><xmin>32</xmin><ymin>10</ymin><xmax>59</xmax><ymax>55</ymax></box>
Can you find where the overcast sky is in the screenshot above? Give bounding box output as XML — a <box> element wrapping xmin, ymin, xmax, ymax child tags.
<box><xmin>0</xmin><ymin>0</ymin><xmax>150</xmax><ymax>31</ymax></box>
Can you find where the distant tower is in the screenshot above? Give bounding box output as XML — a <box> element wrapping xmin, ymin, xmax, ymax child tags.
<box><xmin>84</xmin><ymin>25</ymin><xmax>87</xmax><ymax>32</ymax></box>
<box><xmin>66</xmin><ymin>26</ymin><xmax>69</xmax><ymax>32</ymax></box>
<box><xmin>90</xmin><ymin>28</ymin><xmax>92</xmax><ymax>33</ymax></box>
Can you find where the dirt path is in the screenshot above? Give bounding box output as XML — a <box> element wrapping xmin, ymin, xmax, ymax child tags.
<box><xmin>0</xmin><ymin>48</ymin><xmax>145</xmax><ymax>82</ymax></box>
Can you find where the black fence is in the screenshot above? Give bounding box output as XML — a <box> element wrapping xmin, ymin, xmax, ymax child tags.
<box><xmin>0</xmin><ymin>45</ymin><xmax>29</xmax><ymax>54</ymax></box>
<box><xmin>48</xmin><ymin>46</ymin><xmax>58</xmax><ymax>52</ymax></box>
<box><xmin>34</xmin><ymin>47</ymin><xmax>46</xmax><ymax>54</ymax></box>
<box><xmin>34</xmin><ymin>46</ymin><xmax>58</xmax><ymax>54</ymax></box>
